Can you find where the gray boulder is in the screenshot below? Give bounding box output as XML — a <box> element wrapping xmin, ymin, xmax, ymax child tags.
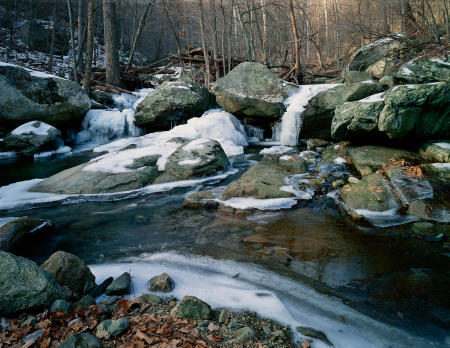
<box><xmin>343</xmin><ymin>70</ymin><xmax>374</xmax><ymax>83</ymax></box>
<box><xmin>148</xmin><ymin>273</ymin><xmax>174</xmax><ymax>292</ymax></box>
<box><xmin>96</xmin><ymin>318</ymin><xmax>129</xmax><ymax>338</ymax></box>
<box><xmin>183</xmin><ymin>190</ymin><xmax>220</xmax><ymax>209</ymax></box>
<box><xmin>0</xmin><ymin>251</ymin><xmax>65</xmax><ymax>316</ymax></box>
<box><xmin>106</xmin><ymin>272</ymin><xmax>131</xmax><ymax>296</ymax></box>
<box><xmin>302</xmin><ymin>82</ymin><xmax>384</xmax><ymax>138</ymax></box>
<box><xmin>134</xmin><ymin>80</ymin><xmax>212</xmax><ymax>130</ymax></box>
<box><xmin>3</xmin><ymin>121</ymin><xmax>63</xmax><ymax>154</ymax></box>
<box><xmin>212</xmin><ymin>62</ymin><xmax>293</xmax><ymax>119</ymax></box>
<box><xmin>346</xmin><ymin>36</ymin><xmax>407</xmax><ymax>72</ymax></box>
<box><xmin>165</xmin><ymin>139</ymin><xmax>230</xmax><ymax>179</ymax></box>
<box><xmin>419</xmin><ymin>142</ymin><xmax>450</xmax><ymax>163</ymax></box>
<box><xmin>0</xmin><ymin>64</ymin><xmax>91</xmax><ymax>129</ymax></box>
<box><xmin>41</xmin><ymin>251</ymin><xmax>95</xmax><ymax>298</ymax></box>
<box><xmin>0</xmin><ymin>217</ymin><xmax>52</xmax><ymax>252</ymax></box>
<box><xmin>395</xmin><ymin>57</ymin><xmax>450</xmax><ymax>83</ymax></box>
<box><xmin>170</xmin><ymin>296</ymin><xmax>212</xmax><ymax>320</ymax></box>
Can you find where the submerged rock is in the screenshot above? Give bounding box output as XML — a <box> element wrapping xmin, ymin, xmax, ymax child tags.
<box><xmin>296</xmin><ymin>326</ymin><xmax>334</xmax><ymax>346</ymax></box>
<box><xmin>3</xmin><ymin>121</ymin><xmax>63</xmax><ymax>154</ymax></box>
<box><xmin>212</xmin><ymin>62</ymin><xmax>292</xmax><ymax>119</ymax></box>
<box><xmin>183</xmin><ymin>190</ymin><xmax>219</xmax><ymax>209</ymax></box>
<box><xmin>41</xmin><ymin>251</ymin><xmax>95</xmax><ymax>298</ymax></box>
<box><xmin>340</xmin><ymin>173</ymin><xmax>401</xmax><ymax>212</ymax></box>
<box><xmin>0</xmin><ymin>63</ymin><xmax>91</xmax><ymax>129</ymax></box>
<box><xmin>170</xmin><ymin>296</ymin><xmax>212</xmax><ymax>320</ymax></box>
<box><xmin>148</xmin><ymin>273</ymin><xmax>174</xmax><ymax>292</ymax></box>
<box><xmin>222</xmin><ymin>164</ymin><xmax>294</xmax><ymax>200</ymax></box>
<box><xmin>165</xmin><ymin>139</ymin><xmax>230</xmax><ymax>179</ymax></box>
<box><xmin>302</xmin><ymin>82</ymin><xmax>384</xmax><ymax>138</ymax></box>
<box><xmin>106</xmin><ymin>272</ymin><xmax>131</xmax><ymax>296</ymax></box>
<box><xmin>134</xmin><ymin>80</ymin><xmax>212</xmax><ymax>130</ymax></box>
<box><xmin>0</xmin><ymin>217</ymin><xmax>52</xmax><ymax>252</ymax></box>
<box><xmin>0</xmin><ymin>251</ymin><xmax>65</xmax><ymax>316</ymax></box>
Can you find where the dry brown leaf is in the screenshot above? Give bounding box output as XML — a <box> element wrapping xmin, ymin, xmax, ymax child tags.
<box><xmin>207</xmin><ymin>322</ymin><xmax>219</xmax><ymax>332</ymax></box>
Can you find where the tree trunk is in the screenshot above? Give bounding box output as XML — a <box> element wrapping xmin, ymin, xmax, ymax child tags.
<box><xmin>126</xmin><ymin>0</ymin><xmax>153</xmax><ymax>71</ymax></box>
<box><xmin>260</xmin><ymin>0</ymin><xmax>267</xmax><ymax>64</ymax></box>
<box><xmin>77</xmin><ymin>0</ymin><xmax>85</xmax><ymax>72</ymax></box>
<box><xmin>332</xmin><ymin>0</ymin><xmax>340</xmax><ymax>69</ymax></box>
<box><xmin>83</xmin><ymin>0</ymin><xmax>95</xmax><ymax>90</ymax></box>
<box><xmin>289</xmin><ymin>0</ymin><xmax>301</xmax><ymax>82</ymax></box>
<box><xmin>103</xmin><ymin>0</ymin><xmax>120</xmax><ymax>86</ymax></box>
<box><xmin>442</xmin><ymin>0</ymin><xmax>450</xmax><ymax>40</ymax></box>
<box><xmin>210</xmin><ymin>0</ymin><xmax>220</xmax><ymax>79</ymax></box>
<box><xmin>401</xmin><ymin>0</ymin><xmax>417</xmax><ymax>36</ymax></box>
<box><xmin>198</xmin><ymin>0</ymin><xmax>211</xmax><ymax>87</ymax></box>
<box><xmin>67</xmin><ymin>0</ymin><xmax>79</xmax><ymax>83</ymax></box>
<box><xmin>48</xmin><ymin>0</ymin><xmax>57</xmax><ymax>72</ymax></box>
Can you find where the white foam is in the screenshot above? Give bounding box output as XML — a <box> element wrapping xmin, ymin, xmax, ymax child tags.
<box><xmin>11</xmin><ymin>121</ymin><xmax>53</xmax><ymax>136</ymax></box>
<box><xmin>279</xmin><ymin>84</ymin><xmax>337</xmax><ymax>146</ymax></box>
<box><xmin>260</xmin><ymin>146</ymin><xmax>293</xmax><ymax>155</ymax></box>
<box><xmin>88</xmin><ymin>252</ymin><xmax>441</xmax><ymax>348</ymax></box>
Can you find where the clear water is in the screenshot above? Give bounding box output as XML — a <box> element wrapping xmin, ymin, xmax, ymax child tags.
<box><xmin>1</xmin><ymin>150</ymin><xmax>449</xmax><ymax>347</ymax></box>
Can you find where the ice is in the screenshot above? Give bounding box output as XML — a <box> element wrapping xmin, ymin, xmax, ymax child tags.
<box><xmin>89</xmin><ymin>252</ymin><xmax>439</xmax><ymax>348</ymax></box>
<box><xmin>34</xmin><ymin>146</ymin><xmax>71</xmax><ymax>159</ymax></box>
<box><xmin>334</xmin><ymin>157</ymin><xmax>347</xmax><ymax>164</ymax></box>
<box><xmin>11</xmin><ymin>121</ymin><xmax>53</xmax><ymax>136</ymax></box>
<box><xmin>178</xmin><ymin>158</ymin><xmax>201</xmax><ymax>166</ymax></box>
<box><xmin>244</xmin><ymin>125</ymin><xmax>265</xmax><ymax>140</ymax></box>
<box><xmin>182</xmin><ymin>138</ymin><xmax>211</xmax><ymax>152</ymax></box>
<box><xmin>280</xmin><ymin>175</ymin><xmax>314</xmax><ymax>200</ymax></box>
<box><xmin>353</xmin><ymin>208</ymin><xmax>419</xmax><ymax>228</ymax></box>
<box><xmin>271</xmin><ymin>122</ymin><xmax>282</xmax><ymax>141</ymax></box>
<box><xmin>0</xmin><ymin>217</ymin><xmax>17</xmax><ymax>229</ymax></box>
<box><xmin>0</xmin><ymin>152</ymin><xmax>18</xmax><ymax>160</ymax></box>
<box><xmin>220</xmin><ymin>197</ymin><xmax>298</xmax><ymax>210</ymax></box>
<box><xmin>279</xmin><ymin>84</ymin><xmax>337</xmax><ymax>145</ymax></box>
<box><xmin>432</xmin><ymin>163</ymin><xmax>450</xmax><ymax>170</ymax></box>
<box><xmin>260</xmin><ymin>146</ymin><xmax>293</xmax><ymax>155</ymax></box>
<box><xmin>433</xmin><ymin>142</ymin><xmax>450</xmax><ymax>150</ymax></box>
<box><xmin>280</xmin><ymin>155</ymin><xmax>294</xmax><ymax>161</ymax></box>
<box><xmin>112</xmin><ymin>93</ymin><xmax>139</xmax><ymax>110</ymax></box>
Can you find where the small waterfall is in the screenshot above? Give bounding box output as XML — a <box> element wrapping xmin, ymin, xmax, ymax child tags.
<box><xmin>279</xmin><ymin>84</ymin><xmax>337</xmax><ymax>146</ymax></box>
<box><xmin>271</xmin><ymin>122</ymin><xmax>282</xmax><ymax>142</ymax></box>
<box><xmin>245</xmin><ymin>125</ymin><xmax>265</xmax><ymax>141</ymax></box>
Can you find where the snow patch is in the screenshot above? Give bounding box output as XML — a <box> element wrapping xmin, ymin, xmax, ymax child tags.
<box><xmin>178</xmin><ymin>158</ymin><xmax>201</xmax><ymax>166</ymax></box>
<box><xmin>260</xmin><ymin>146</ymin><xmax>293</xmax><ymax>155</ymax></box>
<box><xmin>11</xmin><ymin>121</ymin><xmax>53</xmax><ymax>136</ymax></box>
<box><xmin>220</xmin><ymin>197</ymin><xmax>298</xmax><ymax>210</ymax></box>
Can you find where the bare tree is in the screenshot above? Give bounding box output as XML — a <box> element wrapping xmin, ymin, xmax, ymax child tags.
<box><xmin>48</xmin><ymin>0</ymin><xmax>57</xmax><ymax>72</ymax></box>
<box><xmin>289</xmin><ymin>0</ymin><xmax>301</xmax><ymax>82</ymax></box>
<box><xmin>198</xmin><ymin>0</ymin><xmax>211</xmax><ymax>86</ymax></box>
<box><xmin>103</xmin><ymin>0</ymin><xmax>121</xmax><ymax>86</ymax></box>
<box><xmin>83</xmin><ymin>0</ymin><xmax>96</xmax><ymax>89</ymax></box>
<box><xmin>67</xmin><ymin>0</ymin><xmax>79</xmax><ymax>83</ymax></box>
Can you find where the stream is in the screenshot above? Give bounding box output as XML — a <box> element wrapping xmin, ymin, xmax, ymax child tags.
<box><xmin>1</xmin><ymin>145</ymin><xmax>449</xmax><ymax>348</ymax></box>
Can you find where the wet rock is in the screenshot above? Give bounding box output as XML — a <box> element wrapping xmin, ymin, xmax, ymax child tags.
<box><xmin>96</xmin><ymin>318</ymin><xmax>129</xmax><ymax>338</ymax></box>
<box><xmin>347</xmin><ymin>146</ymin><xmax>419</xmax><ymax>176</ymax></box>
<box><xmin>134</xmin><ymin>80</ymin><xmax>212</xmax><ymax>130</ymax></box>
<box><xmin>0</xmin><ymin>251</ymin><xmax>65</xmax><ymax>316</ymax></box>
<box><xmin>307</xmin><ymin>138</ymin><xmax>329</xmax><ymax>150</ymax></box>
<box><xmin>137</xmin><ymin>294</ymin><xmax>161</xmax><ymax>304</ymax></box>
<box><xmin>170</xmin><ymin>296</ymin><xmax>212</xmax><ymax>320</ymax></box>
<box><xmin>408</xmin><ymin>200</ymin><xmax>433</xmax><ymax>220</ymax></box>
<box><xmin>106</xmin><ymin>272</ymin><xmax>131</xmax><ymax>296</ymax></box>
<box><xmin>165</xmin><ymin>139</ymin><xmax>230</xmax><ymax>179</ymax></box>
<box><xmin>89</xmin><ymin>277</ymin><xmax>114</xmax><ymax>298</ymax></box>
<box><xmin>260</xmin><ymin>154</ymin><xmax>308</xmax><ymax>174</ymax></box>
<box><xmin>50</xmin><ymin>299</ymin><xmax>73</xmax><ymax>314</ymax></box>
<box><xmin>148</xmin><ymin>273</ymin><xmax>174</xmax><ymax>292</ymax></box>
<box><xmin>419</xmin><ymin>142</ymin><xmax>450</xmax><ymax>163</ymax></box>
<box><xmin>296</xmin><ymin>326</ymin><xmax>334</xmax><ymax>346</ymax></box>
<box><xmin>0</xmin><ymin>64</ymin><xmax>91</xmax><ymax>130</ymax></box>
<box><xmin>74</xmin><ymin>295</ymin><xmax>95</xmax><ymax>308</ymax></box>
<box><xmin>212</xmin><ymin>62</ymin><xmax>293</xmax><ymax>120</ymax></box>
<box><xmin>222</xmin><ymin>164</ymin><xmax>294</xmax><ymax>200</ymax></box>
<box><xmin>59</xmin><ymin>333</ymin><xmax>101</xmax><ymax>348</ymax></box>
<box><xmin>231</xmin><ymin>327</ymin><xmax>255</xmax><ymax>343</ymax></box>
<box><xmin>340</xmin><ymin>173</ymin><xmax>401</xmax><ymax>212</ymax></box>
<box><xmin>183</xmin><ymin>190</ymin><xmax>219</xmax><ymax>209</ymax></box>
<box><xmin>422</xmin><ymin>163</ymin><xmax>450</xmax><ymax>185</ymax></box>
<box><xmin>3</xmin><ymin>121</ymin><xmax>63</xmax><ymax>154</ymax></box>
<box><xmin>0</xmin><ymin>217</ymin><xmax>52</xmax><ymax>252</ymax></box>
<box><xmin>41</xmin><ymin>251</ymin><xmax>95</xmax><ymax>298</ymax></box>
<box><xmin>302</xmin><ymin>82</ymin><xmax>384</xmax><ymax>139</ymax></box>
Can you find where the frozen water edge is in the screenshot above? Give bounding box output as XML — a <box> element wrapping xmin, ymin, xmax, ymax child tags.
<box><xmin>0</xmin><ymin>169</ymin><xmax>238</xmax><ymax>213</ymax></box>
<box><xmin>89</xmin><ymin>251</ymin><xmax>446</xmax><ymax>348</ymax></box>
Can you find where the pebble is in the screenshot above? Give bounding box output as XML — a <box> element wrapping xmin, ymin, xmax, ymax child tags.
<box><xmin>348</xmin><ymin>177</ymin><xmax>360</xmax><ymax>184</ymax></box>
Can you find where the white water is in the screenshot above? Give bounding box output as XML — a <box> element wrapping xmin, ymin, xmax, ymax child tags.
<box><xmin>278</xmin><ymin>84</ymin><xmax>337</xmax><ymax>146</ymax></box>
<box><xmin>90</xmin><ymin>252</ymin><xmax>448</xmax><ymax>348</ymax></box>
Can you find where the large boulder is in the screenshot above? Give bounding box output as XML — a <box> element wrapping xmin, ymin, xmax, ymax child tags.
<box><xmin>134</xmin><ymin>80</ymin><xmax>212</xmax><ymax>130</ymax></box>
<box><xmin>165</xmin><ymin>138</ymin><xmax>230</xmax><ymax>179</ymax></box>
<box><xmin>212</xmin><ymin>62</ymin><xmax>292</xmax><ymax>119</ymax></box>
<box><xmin>302</xmin><ymin>82</ymin><xmax>384</xmax><ymax>138</ymax></box>
<box><xmin>379</xmin><ymin>82</ymin><xmax>450</xmax><ymax>139</ymax></box>
<box><xmin>340</xmin><ymin>173</ymin><xmax>401</xmax><ymax>212</ymax></box>
<box><xmin>170</xmin><ymin>296</ymin><xmax>212</xmax><ymax>320</ymax></box>
<box><xmin>0</xmin><ymin>251</ymin><xmax>65</xmax><ymax>316</ymax></box>
<box><xmin>222</xmin><ymin>164</ymin><xmax>294</xmax><ymax>200</ymax></box>
<box><xmin>346</xmin><ymin>36</ymin><xmax>407</xmax><ymax>72</ymax></box>
<box><xmin>419</xmin><ymin>142</ymin><xmax>450</xmax><ymax>163</ymax></box>
<box><xmin>395</xmin><ymin>57</ymin><xmax>450</xmax><ymax>84</ymax></box>
<box><xmin>0</xmin><ymin>63</ymin><xmax>91</xmax><ymax>129</ymax></box>
<box><xmin>0</xmin><ymin>217</ymin><xmax>52</xmax><ymax>252</ymax></box>
<box><xmin>41</xmin><ymin>251</ymin><xmax>95</xmax><ymax>298</ymax></box>
<box><xmin>19</xmin><ymin>20</ymin><xmax>68</xmax><ymax>55</ymax></box>
<box><xmin>3</xmin><ymin>121</ymin><xmax>63</xmax><ymax>154</ymax></box>
<box><xmin>347</xmin><ymin>145</ymin><xmax>419</xmax><ymax>176</ymax></box>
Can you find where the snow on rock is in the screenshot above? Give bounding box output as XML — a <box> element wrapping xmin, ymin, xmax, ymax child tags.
<box><xmin>11</xmin><ymin>121</ymin><xmax>54</xmax><ymax>136</ymax></box>
<box><xmin>358</xmin><ymin>92</ymin><xmax>385</xmax><ymax>103</ymax></box>
<box><xmin>279</xmin><ymin>84</ymin><xmax>337</xmax><ymax>146</ymax></box>
<box><xmin>220</xmin><ymin>197</ymin><xmax>298</xmax><ymax>210</ymax></box>
<box><xmin>260</xmin><ymin>146</ymin><xmax>293</xmax><ymax>155</ymax></box>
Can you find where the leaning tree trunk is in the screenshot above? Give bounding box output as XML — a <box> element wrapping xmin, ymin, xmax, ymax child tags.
<box><xmin>198</xmin><ymin>0</ymin><xmax>210</xmax><ymax>87</ymax></box>
<box><xmin>289</xmin><ymin>0</ymin><xmax>301</xmax><ymax>83</ymax></box>
<box><xmin>83</xmin><ymin>0</ymin><xmax>95</xmax><ymax>90</ymax></box>
<box><xmin>67</xmin><ymin>0</ymin><xmax>79</xmax><ymax>83</ymax></box>
<box><xmin>103</xmin><ymin>0</ymin><xmax>121</xmax><ymax>86</ymax></box>
<box><xmin>126</xmin><ymin>0</ymin><xmax>153</xmax><ymax>71</ymax></box>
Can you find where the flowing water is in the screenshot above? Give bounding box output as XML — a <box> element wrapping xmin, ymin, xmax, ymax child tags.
<box><xmin>1</xmin><ymin>147</ymin><xmax>449</xmax><ymax>348</ymax></box>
